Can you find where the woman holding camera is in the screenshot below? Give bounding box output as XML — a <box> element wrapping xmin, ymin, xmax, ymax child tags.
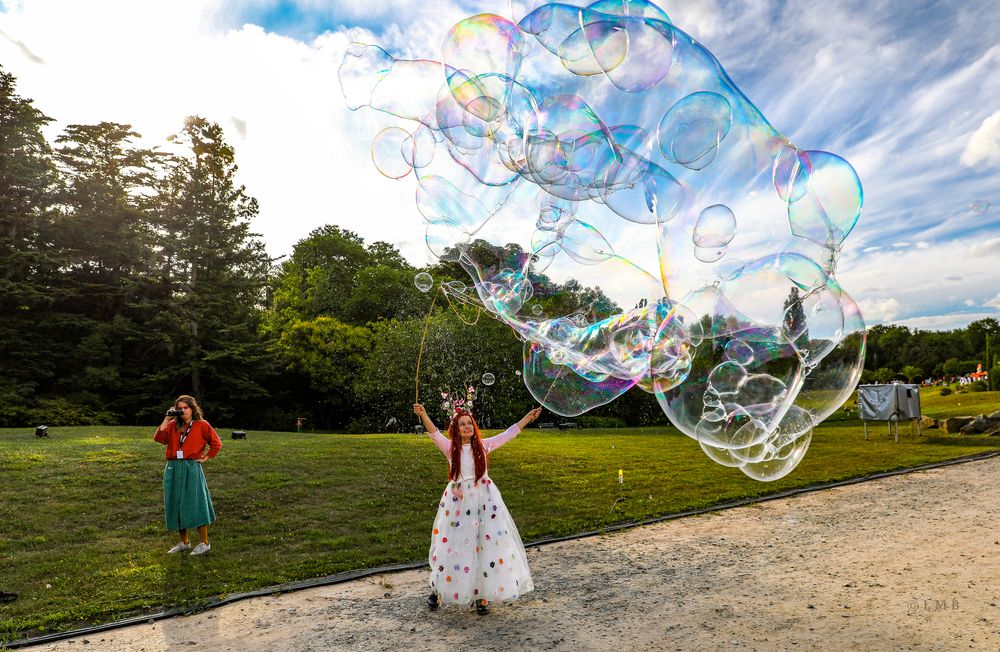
<box><xmin>153</xmin><ymin>395</ymin><xmax>222</xmax><ymax>555</ymax></box>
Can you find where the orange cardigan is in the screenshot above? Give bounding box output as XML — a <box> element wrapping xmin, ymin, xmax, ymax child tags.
<box><xmin>154</xmin><ymin>420</ymin><xmax>223</xmax><ymax>461</ymax></box>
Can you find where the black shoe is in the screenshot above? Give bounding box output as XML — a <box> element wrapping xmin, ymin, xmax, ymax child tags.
<box><xmin>476</xmin><ymin>599</ymin><xmax>490</xmax><ymax>615</ymax></box>
<box><xmin>428</xmin><ymin>592</ymin><xmax>439</xmax><ymax>611</ymax></box>
<box><xmin>0</xmin><ymin>592</ymin><xmax>17</xmax><ymax>604</ymax></box>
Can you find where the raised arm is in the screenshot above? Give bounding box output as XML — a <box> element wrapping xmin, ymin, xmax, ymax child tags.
<box><xmin>413</xmin><ymin>403</ymin><xmax>439</xmax><ymax>434</ymax></box>
<box><xmin>515</xmin><ymin>407</ymin><xmax>543</xmax><ymax>432</ymax></box>
<box><xmin>414</xmin><ymin>403</ymin><xmax>450</xmax><ymax>456</ymax></box>
<box><xmin>153</xmin><ymin>414</ymin><xmax>173</xmax><ymax>445</ymax></box>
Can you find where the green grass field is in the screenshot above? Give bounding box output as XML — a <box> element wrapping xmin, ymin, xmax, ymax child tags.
<box><xmin>2</xmin><ymin>390</ymin><xmax>999</xmax><ymax>641</ymax></box>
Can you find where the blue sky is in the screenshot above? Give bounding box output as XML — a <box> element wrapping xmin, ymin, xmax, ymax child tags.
<box><xmin>1</xmin><ymin>0</ymin><xmax>997</xmax><ymax>330</ymax></box>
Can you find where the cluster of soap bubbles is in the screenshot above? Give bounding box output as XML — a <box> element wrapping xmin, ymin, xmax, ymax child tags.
<box><xmin>343</xmin><ymin>0</ymin><xmax>866</xmax><ymax>481</ymax></box>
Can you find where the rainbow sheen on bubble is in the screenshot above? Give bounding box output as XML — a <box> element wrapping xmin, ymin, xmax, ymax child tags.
<box><xmin>340</xmin><ymin>0</ymin><xmax>866</xmax><ymax>481</ymax></box>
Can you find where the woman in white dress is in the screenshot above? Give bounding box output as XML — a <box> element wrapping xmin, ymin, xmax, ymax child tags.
<box><xmin>413</xmin><ymin>403</ymin><xmax>542</xmax><ymax>614</ymax></box>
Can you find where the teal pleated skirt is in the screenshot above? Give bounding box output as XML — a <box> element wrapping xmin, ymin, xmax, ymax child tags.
<box><xmin>163</xmin><ymin>460</ymin><xmax>217</xmax><ymax>531</ymax></box>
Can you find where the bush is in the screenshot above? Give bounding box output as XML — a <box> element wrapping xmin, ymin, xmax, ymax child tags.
<box><xmin>938</xmin><ymin>387</ymin><xmax>952</xmax><ymax>396</ymax></box>
<box><xmin>969</xmin><ymin>381</ymin><xmax>988</xmax><ymax>393</ymax></box>
<box><xmin>576</xmin><ymin>415</ymin><xmax>627</xmax><ymax>429</ymax></box>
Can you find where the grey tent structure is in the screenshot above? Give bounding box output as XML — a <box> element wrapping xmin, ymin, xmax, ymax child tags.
<box><xmin>857</xmin><ymin>383</ymin><xmax>922</xmax><ymax>442</ymax></box>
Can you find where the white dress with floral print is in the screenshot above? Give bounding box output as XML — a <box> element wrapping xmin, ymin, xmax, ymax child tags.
<box><xmin>427</xmin><ymin>426</ymin><xmax>534</xmax><ymax>607</ymax></box>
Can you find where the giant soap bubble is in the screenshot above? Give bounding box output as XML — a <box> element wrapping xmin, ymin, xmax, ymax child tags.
<box><xmin>339</xmin><ymin>0</ymin><xmax>866</xmax><ymax>481</ymax></box>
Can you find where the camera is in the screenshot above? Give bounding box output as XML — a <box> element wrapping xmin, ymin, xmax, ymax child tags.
<box><xmin>166</xmin><ymin>408</ymin><xmax>183</xmax><ymax>417</ymax></box>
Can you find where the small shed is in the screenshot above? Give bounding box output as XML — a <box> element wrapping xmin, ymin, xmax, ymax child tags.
<box><xmin>857</xmin><ymin>383</ymin><xmax>922</xmax><ymax>442</ymax></box>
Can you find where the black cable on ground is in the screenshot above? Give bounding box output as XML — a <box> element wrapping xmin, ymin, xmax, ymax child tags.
<box><xmin>6</xmin><ymin>449</ymin><xmax>999</xmax><ymax>650</ymax></box>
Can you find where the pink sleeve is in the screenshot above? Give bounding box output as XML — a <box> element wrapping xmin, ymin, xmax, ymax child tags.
<box><xmin>483</xmin><ymin>424</ymin><xmax>521</xmax><ymax>453</ymax></box>
<box><xmin>428</xmin><ymin>430</ymin><xmax>450</xmax><ymax>457</ymax></box>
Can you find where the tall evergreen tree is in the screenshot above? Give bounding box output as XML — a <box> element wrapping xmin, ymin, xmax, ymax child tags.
<box><xmin>783</xmin><ymin>286</ymin><xmax>808</xmax><ymax>345</ymax></box>
<box><xmin>0</xmin><ymin>67</ymin><xmax>64</xmax><ymax>423</ymax></box>
<box><xmin>153</xmin><ymin>116</ymin><xmax>272</xmax><ymax>420</ymax></box>
<box><xmin>52</xmin><ymin>122</ymin><xmax>163</xmax><ymax>418</ymax></box>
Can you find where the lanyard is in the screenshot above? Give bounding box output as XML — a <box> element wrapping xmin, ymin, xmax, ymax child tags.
<box><xmin>178</xmin><ymin>421</ymin><xmax>194</xmax><ymax>447</ymax></box>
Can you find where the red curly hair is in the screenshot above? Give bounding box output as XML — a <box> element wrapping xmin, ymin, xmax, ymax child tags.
<box><xmin>447</xmin><ymin>409</ymin><xmax>487</xmax><ymax>482</ymax></box>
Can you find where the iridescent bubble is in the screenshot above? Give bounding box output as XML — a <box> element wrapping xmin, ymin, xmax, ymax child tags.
<box><xmin>724</xmin><ymin>338</ymin><xmax>754</xmax><ymax>365</ymax></box>
<box><xmin>482</xmin><ymin>372</ymin><xmax>496</xmax><ymax>386</ymax></box>
<box><xmin>340</xmin><ymin>0</ymin><xmax>865</xmax><ymax>481</ymax></box>
<box><xmin>371</xmin><ymin>127</ymin><xmax>414</xmax><ymax>179</ymax></box>
<box><xmin>970</xmin><ymin>200</ymin><xmax>991</xmax><ymax>214</ymax></box>
<box><xmin>657</xmin><ymin>92</ymin><xmax>732</xmax><ymax>171</ymax></box>
<box><xmin>786</xmin><ymin>151</ymin><xmax>862</xmax><ymax>245</ymax></box>
<box><xmin>414</xmin><ymin>272</ymin><xmax>434</xmax><ymax>292</ymax></box>
<box><xmin>693</xmin><ymin>205</ymin><xmax>737</xmax><ymax>248</ymax></box>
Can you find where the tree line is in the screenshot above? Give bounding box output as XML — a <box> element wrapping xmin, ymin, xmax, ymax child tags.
<box><xmin>863</xmin><ymin>320</ymin><xmax>1000</xmax><ymax>388</ymax></box>
<box><xmin>3</xmin><ymin>67</ymin><xmax>995</xmax><ymax>431</ymax></box>
<box><xmin>0</xmin><ymin>67</ymin><xmax>664</xmax><ymax>431</ymax></box>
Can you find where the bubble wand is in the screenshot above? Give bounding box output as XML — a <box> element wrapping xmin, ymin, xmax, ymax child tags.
<box><xmin>541</xmin><ymin>365</ymin><xmax>563</xmax><ymax>405</ymax></box>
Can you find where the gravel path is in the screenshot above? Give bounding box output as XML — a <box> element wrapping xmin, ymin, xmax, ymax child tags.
<box><xmin>28</xmin><ymin>457</ymin><xmax>1000</xmax><ymax>651</ymax></box>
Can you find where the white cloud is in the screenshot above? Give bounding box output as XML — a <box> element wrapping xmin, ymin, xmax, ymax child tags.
<box><xmin>667</xmin><ymin>0</ymin><xmax>725</xmax><ymax>40</ymax></box>
<box><xmin>895</xmin><ymin>312</ymin><xmax>999</xmax><ymax>332</ymax></box>
<box><xmin>858</xmin><ymin>297</ymin><xmax>902</xmax><ymax>323</ymax></box>
<box><xmin>970</xmin><ymin>237</ymin><xmax>1000</xmax><ymax>257</ymax></box>
<box><xmin>961</xmin><ymin>108</ymin><xmax>1000</xmax><ymax>167</ymax></box>
<box><xmin>986</xmin><ymin>293</ymin><xmax>1000</xmax><ymax>309</ymax></box>
<box><xmin>839</xmin><ymin>235</ymin><xmax>1000</xmax><ymax>328</ymax></box>
<box><xmin>964</xmin><ymin>299</ymin><xmax>976</xmax><ymax>306</ymax></box>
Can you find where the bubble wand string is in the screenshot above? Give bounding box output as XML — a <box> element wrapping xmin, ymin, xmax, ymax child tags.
<box><xmin>415</xmin><ymin>288</ymin><xmax>439</xmax><ymax>404</ymax></box>
<box><xmin>540</xmin><ymin>363</ymin><xmax>565</xmax><ymax>406</ymax></box>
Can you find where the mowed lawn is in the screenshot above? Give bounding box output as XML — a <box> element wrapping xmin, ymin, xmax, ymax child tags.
<box><xmin>2</xmin><ymin>391</ymin><xmax>999</xmax><ymax>640</ymax></box>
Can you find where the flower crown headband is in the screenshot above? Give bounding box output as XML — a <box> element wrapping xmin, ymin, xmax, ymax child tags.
<box><xmin>440</xmin><ymin>385</ymin><xmax>477</xmax><ymax>417</ymax></box>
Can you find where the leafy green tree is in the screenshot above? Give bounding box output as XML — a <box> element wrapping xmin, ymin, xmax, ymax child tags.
<box><xmin>342</xmin><ymin>264</ymin><xmax>425</xmax><ymax>325</ymax></box>
<box><xmin>274</xmin><ymin>316</ymin><xmax>372</xmax><ymax>396</ymax></box>
<box><xmin>872</xmin><ymin>367</ymin><xmax>895</xmax><ymax>384</ymax></box>
<box><xmin>355</xmin><ymin>306</ymin><xmax>531</xmax><ymax>433</ymax></box>
<box><xmin>966</xmin><ymin>318</ymin><xmax>1000</xmax><ymax>356</ymax></box>
<box><xmin>265</xmin><ymin>226</ymin><xmax>425</xmax><ymax>330</ymax></box>
<box><xmin>265</xmin><ymin>225</ymin><xmax>370</xmax><ymax>326</ymax></box>
<box><xmin>261</xmin><ymin>227</ymin><xmax>428</xmax><ymax>428</ymax></box>
<box><xmin>865</xmin><ymin>324</ymin><xmax>910</xmax><ymax>371</ymax></box>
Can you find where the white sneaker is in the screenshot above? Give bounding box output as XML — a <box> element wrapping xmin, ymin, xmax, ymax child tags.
<box><xmin>190</xmin><ymin>543</ymin><xmax>211</xmax><ymax>556</ymax></box>
<box><xmin>167</xmin><ymin>542</ymin><xmax>192</xmax><ymax>554</ymax></box>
